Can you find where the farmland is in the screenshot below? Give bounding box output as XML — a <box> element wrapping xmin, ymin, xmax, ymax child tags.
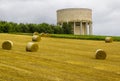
<box><xmin>0</xmin><ymin>33</ymin><xmax>120</xmax><ymax>81</ymax></box>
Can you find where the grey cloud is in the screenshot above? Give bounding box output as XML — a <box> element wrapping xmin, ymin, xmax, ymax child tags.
<box><xmin>0</xmin><ymin>0</ymin><xmax>120</xmax><ymax>36</ymax></box>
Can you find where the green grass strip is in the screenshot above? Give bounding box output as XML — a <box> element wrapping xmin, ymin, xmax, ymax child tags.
<box><xmin>50</xmin><ymin>34</ymin><xmax>120</xmax><ymax>41</ymax></box>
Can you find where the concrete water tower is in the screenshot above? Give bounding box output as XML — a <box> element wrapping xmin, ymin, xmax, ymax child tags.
<box><xmin>57</xmin><ymin>8</ymin><xmax>92</xmax><ymax>35</ymax></box>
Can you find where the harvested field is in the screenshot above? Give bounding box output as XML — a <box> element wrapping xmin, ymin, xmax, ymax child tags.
<box><xmin>0</xmin><ymin>33</ymin><xmax>120</xmax><ymax>81</ymax></box>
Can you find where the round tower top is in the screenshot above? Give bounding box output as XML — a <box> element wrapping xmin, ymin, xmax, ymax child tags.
<box><xmin>57</xmin><ymin>8</ymin><xmax>92</xmax><ymax>23</ymax></box>
<box><xmin>57</xmin><ymin>8</ymin><xmax>92</xmax><ymax>12</ymax></box>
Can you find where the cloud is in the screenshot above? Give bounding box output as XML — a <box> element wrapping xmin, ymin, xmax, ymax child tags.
<box><xmin>0</xmin><ymin>0</ymin><xmax>120</xmax><ymax>36</ymax></box>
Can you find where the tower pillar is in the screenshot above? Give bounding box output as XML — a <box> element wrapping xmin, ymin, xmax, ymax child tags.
<box><xmin>73</xmin><ymin>21</ymin><xmax>76</xmax><ymax>34</ymax></box>
<box><xmin>80</xmin><ymin>21</ymin><xmax>82</xmax><ymax>35</ymax></box>
<box><xmin>89</xmin><ymin>22</ymin><xmax>92</xmax><ymax>35</ymax></box>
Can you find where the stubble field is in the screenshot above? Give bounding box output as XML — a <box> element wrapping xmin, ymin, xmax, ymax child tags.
<box><xmin>0</xmin><ymin>33</ymin><xmax>120</xmax><ymax>81</ymax></box>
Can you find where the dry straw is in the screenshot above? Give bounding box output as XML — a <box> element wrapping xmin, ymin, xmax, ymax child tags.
<box><xmin>26</xmin><ymin>42</ymin><xmax>39</xmax><ymax>52</ymax></box>
<box><xmin>2</xmin><ymin>40</ymin><xmax>13</xmax><ymax>50</ymax></box>
<box><xmin>95</xmin><ymin>49</ymin><xmax>107</xmax><ymax>60</ymax></box>
<box><xmin>33</xmin><ymin>32</ymin><xmax>39</xmax><ymax>35</ymax></box>
<box><xmin>105</xmin><ymin>37</ymin><xmax>113</xmax><ymax>43</ymax></box>
<box><xmin>32</xmin><ymin>35</ymin><xmax>41</xmax><ymax>42</ymax></box>
<box><xmin>45</xmin><ymin>33</ymin><xmax>50</xmax><ymax>37</ymax></box>
<box><xmin>40</xmin><ymin>33</ymin><xmax>50</xmax><ymax>37</ymax></box>
<box><xmin>40</xmin><ymin>33</ymin><xmax>45</xmax><ymax>37</ymax></box>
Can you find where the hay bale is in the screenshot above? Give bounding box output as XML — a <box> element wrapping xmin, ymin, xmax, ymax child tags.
<box><xmin>32</xmin><ymin>35</ymin><xmax>41</xmax><ymax>42</ymax></box>
<box><xmin>26</xmin><ymin>42</ymin><xmax>39</xmax><ymax>52</ymax></box>
<box><xmin>33</xmin><ymin>32</ymin><xmax>39</xmax><ymax>35</ymax></box>
<box><xmin>40</xmin><ymin>33</ymin><xmax>45</xmax><ymax>37</ymax></box>
<box><xmin>45</xmin><ymin>33</ymin><xmax>50</xmax><ymax>37</ymax></box>
<box><xmin>95</xmin><ymin>49</ymin><xmax>107</xmax><ymax>60</ymax></box>
<box><xmin>105</xmin><ymin>37</ymin><xmax>113</xmax><ymax>43</ymax></box>
<box><xmin>2</xmin><ymin>40</ymin><xmax>13</xmax><ymax>50</ymax></box>
<box><xmin>40</xmin><ymin>33</ymin><xmax>50</xmax><ymax>37</ymax></box>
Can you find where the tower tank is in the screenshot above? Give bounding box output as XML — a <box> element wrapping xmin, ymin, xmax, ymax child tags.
<box><xmin>57</xmin><ymin>8</ymin><xmax>92</xmax><ymax>35</ymax></box>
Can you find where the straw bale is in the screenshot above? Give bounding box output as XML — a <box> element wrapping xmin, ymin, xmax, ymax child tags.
<box><xmin>45</xmin><ymin>33</ymin><xmax>50</xmax><ymax>37</ymax></box>
<box><xmin>33</xmin><ymin>32</ymin><xmax>39</xmax><ymax>35</ymax></box>
<box><xmin>40</xmin><ymin>33</ymin><xmax>50</xmax><ymax>37</ymax></box>
<box><xmin>2</xmin><ymin>40</ymin><xmax>13</xmax><ymax>50</ymax></box>
<box><xmin>105</xmin><ymin>37</ymin><xmax>113</xmax><ymax>43</ymax></box>
<box><xmin>95</xmin><ymin>49</ymin><xmax>107</xmax><ymax>60</ymax></box>
<box><xmin>40</xmin><ymin>33</ymin><xmax>45</xmax><ymax>37</ymax></box>
<box><xmin>26</xmin><ymin>42</ymin><xmax>39</xmax><ymax>52</ymax></box>
<box><xmin>32</xmin><ymin>35</ymin><xmax>41</xmax><ymax>42</ymax></box>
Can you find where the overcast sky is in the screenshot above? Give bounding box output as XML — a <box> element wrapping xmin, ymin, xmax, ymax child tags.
<box><xmin>0</xmin><ymin>0</ymin><xmax>120</xmax><ymax>36</ymax></box>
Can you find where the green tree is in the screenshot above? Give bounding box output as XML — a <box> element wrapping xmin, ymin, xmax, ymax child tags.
<box><xmin>53</xmin><ymin>26</ymin><xmax>63</xmax><ymax>34</ymax></box>
<box><xmin>0</xmin><ymin>20</ymin><xmax>68</xmax><ymax>34</ymax></box>
<box><xmin>27</xmin><ymin>24</ymin><xmax>37</xmax><ymax>33</ymax></box>
<box><xmin>8</xmin><ymin>22</ymin><xmax>17</xmax><ymax>33</ymax></box>
<box><xmin>62</xmin><ymin>22</ymin><xmax>72</xmax><ymax>34</ymax></box>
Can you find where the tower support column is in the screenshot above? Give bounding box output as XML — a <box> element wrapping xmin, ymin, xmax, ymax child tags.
<box><xmin>89</xmin><ymin>22</ymin><xmax>92</xmax><ymax>35</ymax></box>
<box><xmin>85</xmin><ymin>22</ymin><xmax>88</xmax><ymax>35</ymax></box>
<box><xmin>80</xmin><ymin>21</ymin><xmax>82</xmax><ymax>35</ymax></box>
<box><xmin>73</xmin><ymin>21</ymin><xmax>76</xmax><ymax>34</ymax></box>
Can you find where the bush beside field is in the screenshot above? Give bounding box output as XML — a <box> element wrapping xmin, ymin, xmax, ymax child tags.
<box><xmin>8</xmin><ymin>33</ymin><xmax>120</xmax><ymax>41</ymax></box>
<box><xmin>50</xmin><ymin>34</ymin><xmax>120</xmax><ymax>41</ymax></box>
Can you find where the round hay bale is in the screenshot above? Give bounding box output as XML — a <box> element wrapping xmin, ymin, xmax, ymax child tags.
<box><xmin>32</xmin><ymin>35</ymin><xmax>41</xmax><ymax>42</ymax></box>
<box><xmin>2</xmin><ymin>40</ymin><xmax>13</xmax><ymax>50</ymax></box>
<box><xmin>45</xmin><ymin>33</ymin><xmax>50</xmax><ymax>37</ymax></box>
<box><xmin>95</xmin><ymin>49</ymin><xmax>107</xmax><ymax>60</ymax></box>
<box><xmin>33</xmin><ymin>32</ymin><xmax>39</xmax><ymax>35</ymax></box>
<box><xmin>26</xmin><ymin>42</ymin><xmax>39</xmax><ymax>52</ymax></box>
<box><xmin>40</xmin><ymin>33</ymin><xmax>50</xmax><ymax>37</ymax></box>
<box><xmin>105</xmin><ymin>37</ymin><xmax>113</xmax><ymax>43</ymax></box>
<box><xmin>40</xmin><ymin>33</ymin><xmax>45</xmax><ymax>37</ymax></box>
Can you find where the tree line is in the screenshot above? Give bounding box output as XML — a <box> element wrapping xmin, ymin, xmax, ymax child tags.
<box><xmin>0</xmin><ymin>21</ymin><xmax>72</xmax><ymax>34</ymax></box>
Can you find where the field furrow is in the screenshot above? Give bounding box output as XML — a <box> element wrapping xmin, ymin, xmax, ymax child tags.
<box><xmin>0</xmin><ymin>33</ymin><xmax>120</xmax><ymax>81</ymax></box>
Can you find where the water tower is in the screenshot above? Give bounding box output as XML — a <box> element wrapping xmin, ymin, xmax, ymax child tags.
<box><xmin>57</xmin><ymin>8</ymin><xmax>92</xmax><ymax>35</ymax></box>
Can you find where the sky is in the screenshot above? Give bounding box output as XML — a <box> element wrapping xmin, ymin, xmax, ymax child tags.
<box><xmin>0</xmin><ymin>0</ymin><xmax>120</xmax><ymax>36</ymax></box>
